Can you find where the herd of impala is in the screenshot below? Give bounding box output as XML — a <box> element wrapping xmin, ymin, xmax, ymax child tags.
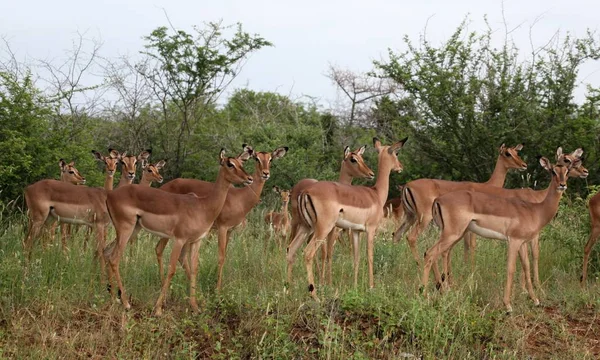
<box><xmin>19</xmin><ymin>138</ymin><xmax>600</xmax><ymax>315</ymax></box>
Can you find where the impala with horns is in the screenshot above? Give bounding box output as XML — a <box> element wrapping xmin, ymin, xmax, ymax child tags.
<box><xmin>398</xmin><ymin>144</ymin><xmax>527</xmax><ymax>266</ymax></box>
<box><xmin>104</xmin><ymin>147</ymin><xmax>253</xmax><ymax>315</ymax></box>
<box><xmin>423</xmin><ymin>155</ymin><xmax>579</xmax><ymax>312</ymax></box>
<box><xmin>154</xmin><ymin>145</ymin><xmax>287</xmax><ymax>290</ymax></box>
<box><xmin>288</xmin><ymin>137</ymin><xmax>407</xmax><ymax>301</ymax></box>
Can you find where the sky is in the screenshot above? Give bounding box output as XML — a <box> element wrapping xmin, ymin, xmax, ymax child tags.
<box><xmin>1</xmin><ymin>0</ymin><xmax>599</xmax><ymax>108</ymax></box>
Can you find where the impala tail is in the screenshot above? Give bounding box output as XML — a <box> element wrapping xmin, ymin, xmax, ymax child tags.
<box><xmin>432</xmin><ymin>200</ymin><xmax>444</xmax><ymax>230</ymax></box>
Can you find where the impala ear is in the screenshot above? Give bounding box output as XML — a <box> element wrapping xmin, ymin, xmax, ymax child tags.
<box><xmin>514</xmin><ymin>143</ymin><xmax>524</xmax><ymax>151</ymax></box>
<box><xmin>108</xmin><ymin>149</ymin><xmax>120</xmax><ymax>159</ymax></box>
<box><xmin>92</xmin><ymin>150</ymin><xmax>104</xmax><ymax>162</ymax></box>
<box><xmin>571</xmin><ymin>147</ymin><xmax>584</xmax><ymax>158</ymax></box>
<box><xmin>388</xmin><ymin>137</ymin><xmax>408</xmax><ymax>154</ymax></box>
<box><xmin>155</xmin><ymin>160</ymin><xmax>166</xmax><ymax>169</ymax></box>
<box><xmin>59</xmin><ymin>159</ymin><xmax>67</xmax><ymax>170</ymax></box>
<box><xmin>343</xmin><ymin>146</ymin><xmax>351</xmax><ymax>158</ymax></box>
<box><xmin>499</xmin><ymin>143</ymin><xmax>506</xmax><ymax>153</ymax></box>
<box><xmin>356</xmin><ymin>145</ymin><xmax>367</xmax><ymax>156</ymax></box>
<box><xmin>141</xmin><ymin>159</ymin><xmax>148</xmax><ymax>169</ymax></box>
<box><xmin>556</xmin><ymin>147</ymin><xmax>564</xmax><ymax>161</ymax></box>
<box><xmin>272</xmin><ymin>186</ymin><xmax>280</xmax><ymax>194</ymax></box>
<box><xmin>68</xmin><ymin>161</ymin><xmax>75</xmax><ymax>167</ymax></box>
<box><xmin>538</xmin><ymin>156</ymin><xmax>552</xmax><ymax>171</ymax></box>
<box><xmin>137</xmin><ymin>149</ymin><xmax>151</xmax><ymax>161</ymax></box>
<box><xmin>238</xmin><ymin>145</ymin><xmax>254</xmax><ymax>162</ymax></box>
<box><xmin>219</xmin><ymin>148</ymin><xmax>227</xmax><ymax>164</ymax></box>
<box><xmin>373</xmin><ymin>137</ymin><xmax>382</xmax><ymax>153</ymax></box>
<box><xmin>272</xmin><ymin>146</ymin><xmax>288</xmax><ymax>160</ymax></box>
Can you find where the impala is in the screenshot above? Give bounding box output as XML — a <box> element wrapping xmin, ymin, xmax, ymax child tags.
<box><xmin>155</xmin><ymin>145</ymin><xmax>287</xmax><ymax>290</ymax></box>
<box><xmin>48</xmin><ymin>159</ymin><xmax>87</xmax><ymax>252</ymax></box>
<box><xmin>93</xmin><ymin>149</ymin><xmax>152</xmax><ymax>188</ymax></box>
<box><xmin>289</xmin><ymin>137</ymin><xmax>407</xmax><ymax>301</ymax></box>
<box><xmin>398</xmin><ymin>144</ymin><xmax>527</xmax><ymax>265</ymax></box>
<box><xmin>23</xmin><ymin>170</ymin><xmax>110</xmax><ymax>277</ymax></box>
<box><xmin>423</xmin><ymin>156</ymin><xmax>578</xmax><ymax>312</ymax></box>
<box><xmin>92</xmin><ymin>149</ymin><xmax>121</xmax><ymax>190</ymax></box>
<box><xmin>582</xmin><ymin>183</ymin><xmax>600</xmax><ymax>286</ymax></box>
<box><xmin>104</xmin><ymin>148</ymin><xmax>253</xmax><ymax>315</ymax></box>
<box><xmin>264</xmin><ymin>186</ymin><xmax>291</xmax><ymax>248</ymax></box>
<box><xmin>440</xmin><ymin>147</ymin><xmax>587</xmax><ymax>289</ymax></box>
<box><xmin>286</xmin><ymin>145</ymin><xmax>375</xmax><ymax>284</ymax></box>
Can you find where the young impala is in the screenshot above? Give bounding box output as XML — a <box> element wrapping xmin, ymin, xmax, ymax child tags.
<box><xmin>264</xmin><ymin>186</ymin><xmax>291</xmax><ymax>248</ymax></box>
<box><xmin>104</xmin><ymin>148</ymin><xmax>253</xmax><ymax>315</ymax></box>
<box><xmin>423</xmin><ymin>156</ymin><xmax>579</xmax><ymax>312</ymax></box>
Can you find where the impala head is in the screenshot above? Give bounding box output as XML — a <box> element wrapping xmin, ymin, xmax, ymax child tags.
<box><xmin>59</xmin><ymin>159</ymin><xmax>86</xmax><ymax>185</ymax></box>
<box><xmin>373</xmin><ymin>137</ymin><xmax>408</xmax><ymax>173</ymax></box>
<box><xmin>92</xmin><ymin>149</ymin><xmax>120</xmax><ymax>177</ymax></box>
<box><xmin>499</xmin><ymin>143</ymin><xmax>527</xmax><ymax>171</ymax></box>
<box><xmin>141</xmin><ymin>159</ymin><xmax>166</xmax><ymax>184</ymax></box>
<box><xmin>120</xmin><ymin>149</ymin><xmax>151</xmax><ymax>181</ymax></box>
<box><xmin>219</xmin><ymin>148</ymin><xmax>253</xmax><ymax>186</ymax></box>
<box><xmin>273</xmin><ymin>186</ymin><xmax>290</xmax><ymax>203</ymax></box>
<box><xmin>342</xmin><ymin>145</ymin><xmax>375</xmax><ymax>180</ymax></box>
<box><xmin>556</xmin><ymin>147</ymin><xmax>588</xmax><ymax>178</ymax></box>
<box><xmin>251</xmin><ymin>145</ymin><xmax>288</xmax><ymax>180</ymax></box>
<box><xmin>540</xmin><ymin>156</ymin><xmax>572</xmax><ymax>192</ymax></box>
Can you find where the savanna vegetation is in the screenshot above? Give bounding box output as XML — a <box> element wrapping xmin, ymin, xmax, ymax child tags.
<box><xmin>1</xmin><ymin>17</ymin><xmax>600</xmax><ymax>358</ymax></box>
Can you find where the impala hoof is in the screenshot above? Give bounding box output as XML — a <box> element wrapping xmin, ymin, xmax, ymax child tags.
<box><xmin>435</xmin><ymin>282</ymin><xmax>442</xmax><ymax>291</ymax></box>
<box><xmin>418</xmin><ymin>285</ymin><xmax>425</xmax><ymax>294</ymax></box>
<box><xmin>441</xmin><ymin>273</ymin><xmax>446</xmax><ymax>282</ymax></box>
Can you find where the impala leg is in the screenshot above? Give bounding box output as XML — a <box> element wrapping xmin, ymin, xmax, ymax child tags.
<box><xmin>423</xmin><ymin>232</ymin><xmax>462</xmax><ymax>290</ymax></box>
<box><xmin>178</xmin><ymin>243</ymin><xmax>192</xmax><ymax>280</ymax></box>
<box><xmin>407</xmin><ymin>214</ymin><xmax>431</xmax><ymax>267</ymax></box>
<box><xmin>104</xmin><ymin>223</ymin><xmax>137</xmax><ymax>310</ymax></box>
<box><xmin>518</xmin><ymin>241</ymin><xmax>539</xmax><ymax>306</ymax></box>
<box><xmin>154</xmin><ymin>239</ymin><xmax>184</xmax><ymax>316</ymax></box>
<box><xmin>155</xmin><ymin>238</ymin><xmax>169</xmax><ymax>284</ymax></box>
<box><xmin>504</xmin><ymin>240</ymin><xmax>522</xmax><ymax>313</ymax></box>
<box><xmin>530</xmin><ymin>235</ymin><xmax>542</xmax><ymax>291</ymax></box>
<box><xmin>216</xmin><ymin>226</ymin><xmax>231</xmax><ymax>291</ymax></box>
<box><xmin>366</xmin><ymin>229</ymin><xmax>376</xmax><ymax>289</ymax></box>
<box><xmin>393</xmin><ymin>215</ymin><xmax>414</xmax><ymax>243</ymax></box>
<box><xmin>304</xmin><ymin>230</ymin><xmax>329</xmax><ymax>301</ymax></box>
<box><xmin>352</xmin><ymin>230</ymin><xmax>360</xmax><ymax>287</ymax></box>
<box><xmin>286</xmin><ymin>225</ymin><xmax>310</xmax><ymax>284</ymax></box>
<box><xmin>324</xmin><ymin>229</ymin><xmax>337</xmax><ymax>285</ymax></box>
<box><xmin>94</xmin><ymin>224</ymin><xmax>107</xmax><ymax>284</ymax></box>
<box><xmin>24</xmin><ymin>219</ymin><xmax>44</xmax><ymax>262</ymax></box>
<box><xmin>188</xmin><ymin>240</ymin><xmax>203</xmax><ymax>313</ymax></box>
<box><xmin>582</xmin><ymin>225</ymin><xmax>600</xmax><ymax>285</ymax></box>
<box><xmin>60</xmin><ymin>224</ymin><xmax>70</xmax><ymax>254</ymax></box>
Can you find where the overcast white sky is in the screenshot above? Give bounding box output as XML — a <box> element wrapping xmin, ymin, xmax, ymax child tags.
<box><xmin>1</xmin><ymin>0</ymin><xmax>599</xmax><ymax>107</ymax></box>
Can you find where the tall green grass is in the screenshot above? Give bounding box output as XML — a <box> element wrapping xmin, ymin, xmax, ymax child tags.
<box><xmin>0</xmin><ymin>203</ymin><xmax>599</xmax><ymax>359</ymax></box>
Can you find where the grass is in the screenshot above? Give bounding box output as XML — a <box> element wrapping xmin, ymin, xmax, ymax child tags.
<box><xmin>1</xmin><ymin>202</ymin><xmax>599</xmax><ymax>359</ymax></box>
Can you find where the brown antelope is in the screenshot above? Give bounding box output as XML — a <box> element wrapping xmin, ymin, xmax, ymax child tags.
<box><xmin>582</xmin><ymin>184</ymin><xmax>600</xmax><ymax>286</ymax></box>
<box><xmin>23</xmin><ymin>176</ymin><xmax>110</xmax><ymax>277</ymax></box>
<box><xmin>422</xmin><ymin>156</ymin><xmax>578</xmax><ymax>312</ymax></box>
<box><xmin>154</xmin><ymin>145</ymin><xmax>287</xmax><ymax>290</ymax></box>
<box><xmin>398</xmin><ymin>144</ymin><xmax>527</xmax><ymax>266</ymax></box>
<box><xmin>92</xmin><ymin>149</ymin><xmax>121</xmax><ymax>191</ymax></box>
<box><xmin>288</xmin><ymin>137</ymin><xmax>407</xmax><ymax>301</ymax></box>
<box><xmin>48</xmin><ymin>159</ymin><xmax>87</xmax><ymax>251</ymax></box>
<box><xmin>104</xmin><ymin>148</ymin><xmax>253</xmax><ymax>315</ymax></box>
<box><xmin>440</xmin><ymin>147</ymin><xmax>587</xmax><ymax>289</ymax></box>
<box><xmin>138</xmin><ymin>160</ymin><xmax>166</xmax><ymax>186</ymax></box>
<box><xmin>264</xmin><ymin>186</ymin><xmax>291</xmax><ymax>248</ymax></box>
<box><xmin>286</xmin><ymin>145</ymin><xmax>375</xmax><ymax>283</ymax></box>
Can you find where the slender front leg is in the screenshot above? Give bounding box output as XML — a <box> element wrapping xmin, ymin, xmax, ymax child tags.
<box><xmin>406</xmin><ymin>214</ymin><xmax>431</xmax><ymax>267</ymax></box>
<box><xmin>155</xmin><ymin>238</ymin><xmax>169</xmax><ymax>284</ymax></box>
<box><xmin>188</xmin><ymin>240</ymin><xmax>203</xmax><ymax>313</ymax></box>
<box><xmin>366</xmin><ymin>229</ymin><xmax>375</xmax><ymax>289</ymax></box>
<box><xmin>154</xmin><ymin>239</ymin><xmax>184</xmax><ymax>316</ymax></box>
<box><xmin>216</xmin><ymin>226</ymin><xmax>230</xmax><ymax>291</ymax></box>
<box><xmin>504</xmin><ymin>240</ymin><xmax>522</xmax><ymax>313</ymax></box>
<box><xmin>352</xmin><ymin>230</ymin><xmax>360</xmax><ymax>287</ymax></box>
<box><xmin>582</xmin><ymin>225</ymin><xmax>600</xmax><ymax>285</ymax></box>
<box><xmin>518</xmin><ymin>241</ymin><xmax>539</xmax><ymax>306</ymax></box>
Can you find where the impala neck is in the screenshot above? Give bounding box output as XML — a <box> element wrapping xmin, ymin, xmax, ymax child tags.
<box><xmin>485</xmin><ymin>155</ymin><xmax>510</xmax><ymax>187</ymax></box>
<box><xmin>338</xmin><ymin>164</ymin><xmax>353</xmax><ymax>185</ymax></box>
<box><xmin>118</xmin><ymin>174</ymin><xmax>133</xmax><ymax>187</ymax></box>
<box><xmin>373</xmin><ymin>156</ymin><xmax>394</xmax><ymax>205</ymax></box>
<box><xmin>205</xmin><ymin>167</ymin><xmax>237</xmax><ymax>216</ymax></box>
<box><xmin>281</xmin><ymin>201</ymin><xmax>289</xmax><ymax>225</ymax></box>
<box><xmin>138</xmin><ymin>175</ymin><xmax>153</xmax><ymax>187</ymax></box>
<box><xmin>534</xmin><ymin>178</ymin><xmax>565</xmax><ymax>228</ymax></box>
<box><xmin>238</xmin><ymin>167</ymin><xmax>267</xmax><ymax>207</ymax></box>
<box><xmin>104</xmin><ymin>174</ymin><xmax>114</xmax><ymax>191</ymax></box>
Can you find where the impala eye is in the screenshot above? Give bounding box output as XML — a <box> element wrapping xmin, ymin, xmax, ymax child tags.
<box><xmin>147</xmin><ymin>169</ymin><xmax>153</xmax><ymax>173</ymax></box>
<box><xmin>227</xmin><ymin>161</ymin><xmax>234</xmax><ymax>168</ymax></box>
<box><xmin>505</xmin><ymin>152</ymin><xmax>511</xmax><ymax>157</ymax></box>
<box><xmin>350</xmin><ymin>157</ymin><xmax>357</xmax><ymax>163</ymax></box>
<box><xmin>68</xmin><ymin>171</ymin><xmax>75</xmax><ymax>174</ymax></box>
<box><xmin>564</xmin><ymin>158</ymin><xmax>571</xmax><ymax>163</ymax></box>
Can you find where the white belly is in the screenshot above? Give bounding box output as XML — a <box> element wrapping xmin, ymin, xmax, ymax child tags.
<box><xmin>335</xmin><ymin>218</ymin><xmax>366</xmax><ymax>231</ymax></box>
<box><xmin>467</xmin><ymin>221</ymin><xmax>507</xmax><ymax>241</ymax></box>
<box><xmin>50</xmin><ymin>209</ymin><xmax>93</xmax><ymax>226</ymax></box>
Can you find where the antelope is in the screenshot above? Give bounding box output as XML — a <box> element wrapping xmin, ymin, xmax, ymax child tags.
<box><xmin>48</xmin><ymin>159</ymin><xmax>87</xmax><ymax>252</ymax></box>
<box><xmin>264</xmin><ymin>186</ymin><xmax>291</xmax><ymax>248</ymax></box>
<box><xmin>398</xmin><ymin>144</ymin><xmax>527</xmax><ymax>266</ymax></box>
<box><xmin>154</xmin><ymin>145</ymin><xmax>287</xmax><ymax>290</ymax></box>
<box><xmin>93</xmin><ymin>149</ymin><xmax>152</xmax><ymax>188</ymax></box>
<box><xmin>23</xmin><ymin>173</ymin><xmax>110</xmax><ymax>278</ymax></box>
<box><xmin>440</xmin><ymin>147</ymin><xmax>587</xmax><ymax>288</ymax></box>
<box><xmin>92</xmin><ymin>149</ymin><xmax>121</xmax><ymax>191</ymax></box>
<box><xmin>582</xmin><ymin>185</ymin><xmax>600</xmax><ymax>286</ymax></box>
<box><xmin>288</xmin><ymin>137</ymin><xmax>407</xmax><ymax>301</ymax></box>
<box><xmin>422</xmin><ymin>156</ymin><xmax>579</xmax><ymax>312</ymax></box>
<box><xmin>286</xmin><ymin>145</ymin><xmax>375</xmax><ymax>284</ymax></box>
<box><xmin>104</xmin><ymin>148</ymin><xmax>253</xmax><ymax>315</ymax></box>
<box><xmin>138</xmin><ymin>160</ymin><xmax>166</xmax><ymax>186</ymax></box>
